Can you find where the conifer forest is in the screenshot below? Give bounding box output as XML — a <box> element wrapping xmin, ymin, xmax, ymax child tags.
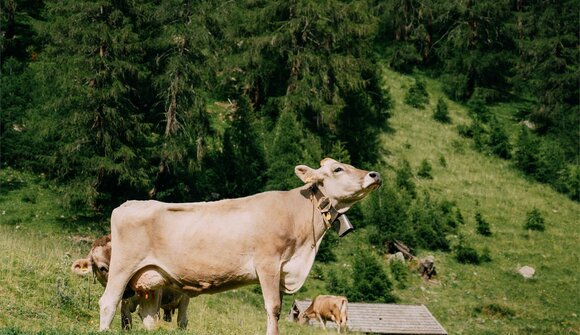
<box><xmin>3</xmin><ymin>0</ymin><xmax>577</xmax><ymax>215</ymax></box>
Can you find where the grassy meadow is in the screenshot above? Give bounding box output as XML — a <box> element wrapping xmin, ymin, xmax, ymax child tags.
<box><xmin>1</xmin><ymin>68</ymin><xmax>579</xmax><ymax>334</ymax></box>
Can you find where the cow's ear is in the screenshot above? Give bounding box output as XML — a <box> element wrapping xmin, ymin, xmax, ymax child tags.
<box><xmin>71</xmin><ymin>258</ymin><xmax>92</xmax><ymax>276</ymax></box>
<box><xmin>295</xmin><ymin>165</ymin><xmax>322</xmax><ymax>184</ymax></box>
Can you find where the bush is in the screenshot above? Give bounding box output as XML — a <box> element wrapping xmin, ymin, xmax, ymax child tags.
<box><xmin>475</xmin><ymin>212</ymin><xmax>492</xmax><ymax>236</ymax></box>
<box><xmin>524</xmin><ymin>208</ymin><xmax>546</xmax><ymax>231</ymax></box>
<box><xmin>350</xmin><ymin>251</ymin><xmax>396</xmax><ymax>303</ymax></box>
<box><xmin>417</xmin><ymin>159</ymin><xmax>433</xmax><ymax>179</ymax></box>
<box><xmin>409</xmin><ymin>193</ymin><xmax>456</xmax><ymax>252</ymax></box>
<box><xmin>455</xmin><ymin>243</ymin><xmax>481</xmax><ymax>264</ymax></box>
<box><xmin>404</xmin><ymin>79</ymin><xmax>429</xmax><ymax>109</ymax></box>
<box><xmin>326</xmin><ymin>267</ymin><xmax>351</xmax><ymax>296</ymax></box>
<box><xmin>438</xmin><ymin>155</ymin><xmax>447</xmax><ymax>167</ymax></box>
<box><xmin>467</xmin><ymin>95</ymin><xmax>491</xmax><ymax>122</ymax></box>
<box><xmin>480</xmin><ymin>247</ymin><xmax>492</xmax><ymax>263</ymax></box>
<box><xmin>514</xmin><ymin>127</ymin><xmax>540</xmax><ymax>176</ymax></box>
<box><xmin>487</xmin><ymin>118</ymin><xmax>512</xmax><ymax>159</ymax></box>
<box><xmin>316</xmin><ymin>230</ymin><xmax>338</xmax><ymax>263</ymax></box>
<box><xmin>433</xmin><ymin>98</ymin><xmax>451</xmax><ymax>123</ymax></box>
<box><xmin>389</xmin><ymin>261</ymin><xmax>409</xmax><ymax>289</ymax></box>
<box><xmin>396</xmin><ymin>159</ymin><xmax>417</xmax><ymax>197</ymax></box>
<box><xmin>454</xmin><ymin>236</ymin><xmax>483</xmax><ymax>264</ymax></box>
<box><xmin>441</xmin><ymin>73</ymin><xmax>469</xmax><ymax>101</ymax></box>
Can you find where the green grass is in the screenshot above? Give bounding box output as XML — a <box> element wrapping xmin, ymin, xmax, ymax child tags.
<box><xmin>1</xmin><ymin>68</ymin><xmax>579</xmax><ymax>334</ymax></box>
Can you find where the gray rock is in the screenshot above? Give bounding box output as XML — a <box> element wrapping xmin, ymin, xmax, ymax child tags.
<box><xmin>518</xmin><ymin>266</ymin><xmax>535</xmax><ymax>279</ymax></box>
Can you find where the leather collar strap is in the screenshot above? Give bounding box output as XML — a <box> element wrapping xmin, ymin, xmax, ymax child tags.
<box><xmin>310</xmin><ymin>184</ymin><xmax>341</xmax><ymax>229</ymax></box>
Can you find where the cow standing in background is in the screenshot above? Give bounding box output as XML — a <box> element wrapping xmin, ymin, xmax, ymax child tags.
<box><xmin>71</xmin><ymin>235</ymin><xmax>189</xmax><ymax>329</ymax></box>
<box><xmin>98</xmin><ymin>158</ymin><xmax>381</xmax><ymax>335</ymax></box>
<box><xmin>299</xmin><ymin>295</ymin><xmax>349</xmax><ymax>333</ymax></box>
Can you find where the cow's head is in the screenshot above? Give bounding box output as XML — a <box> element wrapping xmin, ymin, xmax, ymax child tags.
<box><xmin>295</xmin><ymin>158</ymin><xmax>382</xmax><ymax>213</ymax></box>
<box><xmin>71</xmin><ymin>235</ymin><xmax>112</xmax><ymax>287</ymax></box>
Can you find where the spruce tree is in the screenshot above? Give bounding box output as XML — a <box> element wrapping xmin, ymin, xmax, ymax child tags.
<box><xmin>487</xmin><ymin>118</ymin><xmax>512</xmax><ymax>159</ymax></box>
<box><xmin>514</xmin><ymin>127</ymin><xmax>540</xmax><ymax>176</ymax></box>
<box><xmin>265</xmin><ymin>108</ymin><xmax>305</xmax><ymax>191</ymax></box>
<box><xmin>34</xmin><ymin>0</ymin><xmax>153</xmax><ymax>212</ymax></box>
<box><xmin>404</xmin><ymin>79</ymin><xmax>429</xmax><ymax>109</ymax></box>
<box><xmin>433</xmin><ymin>97</ymin><xmax>451</xmax><ymax>123</ymax></box>
<box><xmin>350</xmin><ymin>251</ymin><xmax>396</xmax><ymax>303</ymax></box>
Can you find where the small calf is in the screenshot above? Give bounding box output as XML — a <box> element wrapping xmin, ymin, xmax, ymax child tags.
<box><xmin>299</xmin><ymin>295</ymin><xmax>348</xmax><ymax>333</ymax></box>
<box><xmin>71</xmin><ymin>234</ymin><xmax>189</xmax><ymax>330</ymax></box>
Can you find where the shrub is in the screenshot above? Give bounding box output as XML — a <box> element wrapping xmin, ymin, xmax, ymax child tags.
<box><xmin>439</xmin><ymin>155</ymin><xmax>447</xmax><ymax>167</ymax></box>
<box><xmin>326</xmin><ymin>267</ymin><xmax>350</xmax><ymax>296</ymax></box>
<box><xmin>350</xmin><ymin>251</ymin><xmax>396</xmax><ymax>303</ymax></box>
<box><xmin>514</xmin><ymin>127</ymin><xmax>540</xmax><ymax>175</ymax></box>
<box><xmin>404</xmin><ymin>79</ymin><xmax>429</xmax><ymax>109</ymax></box>
<box><xmin>389</xmin><ymin>261</ymin><xmax>409</xmax><ymax>289</ymax></box>
<box><xmin>467</xmin><ymin>95</ymin><xmax>491</xmax><ymax>122</ymax></box>
<box><xmin>316</xmin><ymin>230</ymin><xmax>338</xmax><ymax>263</ymax></box>
<box><xmin>433</xmin><ymin>98</ymin><xmax>452</xmax><ymax>123</ymax></box>
<box><xmin>441</xmin><ymin>73</ymin><xmax>469</xmax><ymax>101</ymax></box>
<box><xmin>366</xmin><ymin>182</ymin><xmax>415</xmax><ymax>250</ymax></box>
<box><xmin>455</xmin><ymin>238</ymin><xmax>481</xmax><ymax>264</ymax></box>
<box><xmin>487</xmin><ymin>118</ymin><xmax>512</xmax><ymax>159</ymax></box>
<box><xmin>480</xmin><ymin>247</ymin><xmax>492</xmax><ymax>263</ymax></box>
<box><xmin>409</xmin><ymin>193</ymin><xmax>456</xmax><ymax>251</ymax></box>
<box><xmin>396</xmin><ymin>159</ymin><xmax>417</xmax><ymax>197</ymax></box>
<box><xmin>417</xmin><ymin>159</ymin><xmax>433</xmax><ymax>179</ymax></box>
<box><xmin>475</xmin><ymin>212</ymin><xmax>492</xmax><ymax>236</ymax></box>
<box><xmin>524</xmin><ymin>208</ymin><xmax>546</xmax><ymax>231</ymax></box>
<box><xmin>457</xmin><ymin>124</ymin><xmax>473</xmax><ymax>138</ymax></box>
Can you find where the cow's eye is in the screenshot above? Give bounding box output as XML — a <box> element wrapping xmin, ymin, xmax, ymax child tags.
<box><xmin>333</xmin><ymin>167</ymin><xmax>343</xmax><ymax>173</ymax></box>
<box><xmin>99</xmin><ymin>266</ymin><xmax>108</xmax><ymax>273</ymax></box>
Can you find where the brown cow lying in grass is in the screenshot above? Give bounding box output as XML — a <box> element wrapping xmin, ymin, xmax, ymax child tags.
<box><xmin>299</xmin><ymin>295</ymin><xmax>348</xmax><ymax>333</ymax></box>
<box><xmin>71</xmin><ymin>234</ymin><xmax>189</xmax><ymax>329</ymax></box>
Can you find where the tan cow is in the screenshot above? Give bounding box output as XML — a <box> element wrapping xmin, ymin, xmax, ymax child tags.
<box><xmin>298</xmin><ymin>295</ymin><xmax>348</xmax><ymax>333</ymax></box>
<box><xmin>98</xmin><ymin>158</ymin><xmax>381</xmax><ymax>334</ymax></box>
<box><xmin>71</xmin><ymin>235</ymin><xmax>190</xmax><ymax>329</ymax></box>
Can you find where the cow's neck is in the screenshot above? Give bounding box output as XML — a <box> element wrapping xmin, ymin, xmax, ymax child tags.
<box><xmin>309</xmin><ymin>184</ymin><xmax>341</xmax><ymax>230</ymax></box>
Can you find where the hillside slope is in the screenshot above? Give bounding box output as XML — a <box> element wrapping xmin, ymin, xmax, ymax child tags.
<box><xmin>375</xmin><ymin>68</ymin><xmax>580</xmax><ymax>334</ymax></box>
<box><xmin>1</xmin><ymin>68</ymin><xmax>578</xmax><ymax>335</ymax></box>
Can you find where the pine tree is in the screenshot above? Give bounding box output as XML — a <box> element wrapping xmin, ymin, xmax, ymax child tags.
<box><xmin>433</xmin><ymin>97</ymin><xmax>451</xmax><ymax>123</ymax></box>
<box><xmin>417</xmin><ymin>159</ymin><xmax>433</xmax><ymax>179</ymax></box>
<box><xmin>475</xmin><ymin>212</ymin><xmax>492</xmax><ymax>236</ymax></box>
<box><xmin>350</xmin><ymin>251</ymin><xmax>396</xmax><ymax>303</ymax></box>
<box><xmin>487</xmin><ymin>118</ymin><xmax>512</xmax><ymax>159</ymax></box>
<box><xmin>217</xmin><ymin>95</ymin><xmax>267</xmax><ymax>198</ymax></box>
<box><xmin>33</xmin><ymin>0</ymin><xmax>154</xmax><ymax>212</ymax></box>
<box><xmin>395</xmin><ymin>159</ymin><xmax>417</xmax><ymax>197</ymax></box>
<box><xmin>265</xmin><ymin>108</ymin><xmax>306</xmax><ymax>191</ymax></box>
<box><xmin>514</xmin><ymin>126</ymin><xmax>540</xmax><ymax>176</ymax></box>
<box><xmin>404</xmin><ymin>79</ymin><xmax>429</xmax><ymax>109</ymax></box>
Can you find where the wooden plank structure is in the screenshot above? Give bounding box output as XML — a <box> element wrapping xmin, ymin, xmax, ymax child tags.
<box><xmin>288</xmin><ymin>300</ymin><xmax>447</xmax><ymax>334</ymax></box>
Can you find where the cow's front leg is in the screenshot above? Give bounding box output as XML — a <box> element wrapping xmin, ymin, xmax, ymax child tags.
<box><xmin>257</xmin><ymin>263</ymin><xmax>282</xmax><ymax>335</ymax></box>
<box><xmin>317</xmin><ymin>315</ymin><xmax>327</xmax><ymax>330</ymax></box>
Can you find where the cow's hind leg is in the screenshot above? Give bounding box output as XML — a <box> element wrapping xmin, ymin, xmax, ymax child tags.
<box><xmin>257</xmin><ymin>262</ymin><xmax>282</xmax><ymax>335</ymax></box>
<box><xmin>120</xmin><ymin>300</ymin><xmax>133</xmax><ymax>330</ymax></box>
<box><xmin>162</xmin><ymin>308</ymin><xmax>172</xmax><ymax>322</ymax></box>
<box><xmin>176</xmin><ymin>296</ymin><xmax>190</xmax><ymax>329</ymax></box>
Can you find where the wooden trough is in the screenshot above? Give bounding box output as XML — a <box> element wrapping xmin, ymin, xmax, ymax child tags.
<box><xmin>288</xmin><ymin>300</ymin><xmax>447</xmax><ymax>334</ymax></box>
